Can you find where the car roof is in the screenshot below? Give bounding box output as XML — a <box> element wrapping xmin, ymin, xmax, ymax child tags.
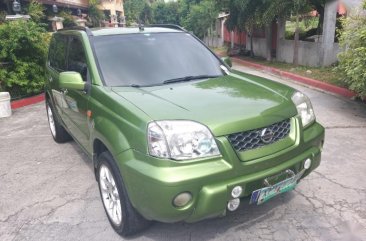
<box><xmin>57</xmin><ymin>27</ymin><xmax>183</xmax><ymax>37</ymax></box>
<box><xmin>91</xmin><ymin>27</ymin><xmax>182</xmax><ymax>36</ymax></box>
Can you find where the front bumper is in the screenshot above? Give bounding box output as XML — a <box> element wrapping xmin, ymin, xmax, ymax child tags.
<box><xmin>115</xmin><ymin>120</ymin><xmax>324</xmax><ymax>223</ymax></box>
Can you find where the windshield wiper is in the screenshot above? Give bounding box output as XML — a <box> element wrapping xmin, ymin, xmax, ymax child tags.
<box><xmin>162</xmin><ymin>75</ymin><xmax>220</xmax><ymax>85</ymax></box>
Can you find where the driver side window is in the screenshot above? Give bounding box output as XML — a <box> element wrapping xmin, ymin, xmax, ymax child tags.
<box><xmin>67</xmin><ymin>37</ymin><xmax>88</xmax><ymax>82</ymax></box>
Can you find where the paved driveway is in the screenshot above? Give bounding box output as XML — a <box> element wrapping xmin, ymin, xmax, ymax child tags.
<box><xmin>1</xmin><ymin>64</ymin><xmax>366</xmax><ymax>241</ymax></box>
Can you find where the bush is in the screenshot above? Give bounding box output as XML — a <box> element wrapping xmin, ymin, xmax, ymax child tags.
<box><xmin>59</xmin><ymin>10</ymin><xmax>76</xmax><ymax>28</ymax></box>
<box><xmin>0</xmin><ymin>20</ymin><xmax>50</xmax><ymax>98</ymax></box>
<box><xmin>26</xmin><ymin>0</ymin><xmax>46</xmax><ymax>24</ymax></box>
<box><xmin>337</xmin><ymin>3</ymin><xmax>366</xmax><ymax>98</ymax></box>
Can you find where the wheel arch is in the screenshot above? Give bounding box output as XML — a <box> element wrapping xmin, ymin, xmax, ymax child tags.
<box><xmin>93</xmin><ymin>138</ymin><xmax>109</xmax><ymax>177</ymax></box>
<box><xmin>92</xmin><ymin>135</ymin><xmax>128</xmax><ymax>180</ymax></box>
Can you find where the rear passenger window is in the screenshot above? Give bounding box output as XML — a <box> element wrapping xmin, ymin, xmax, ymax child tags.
<box><xmin>48</xmin><ymin>34</ymin><xmax>67</xmax><ymax>71</ymax></box>
<box><xmin>67</xmin><ymin>37</ymin><xmax>88</xmax><ymax>82</ymax></box>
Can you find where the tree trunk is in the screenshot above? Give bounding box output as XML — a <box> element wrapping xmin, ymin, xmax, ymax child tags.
<box><xmin>230</xmin><ymin>31</ymin><xmax>234</xmax><ymax>49</ymax></box>
<box><xmin>315</xmin><ymin>5</ymin><xmax>325</xmax><ymax>35</ymax></box>
<box><xmin>293</xmin><ymin>14</ymin><xmax>300</xmax><ymax>66</ymax></box>
<box><xmin>317</xmin><ymin>10</ymin><xmax>325</xmax><ymax>35</ymax></box>
<box><xmin>249</xmin><ymin>27</ymin><xmax>254</xmax><ymax>58</ymax></box>
<box><xmin>265</xmin><ymin>24</ymin><xmax>272</xmax><ymax>61</ymax></box>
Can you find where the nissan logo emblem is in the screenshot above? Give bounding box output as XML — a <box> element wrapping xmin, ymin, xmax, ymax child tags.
<box><xmin>260</xmin><ymin>128</ymin><xmax>274</xmax><ymax>143</ymax></box>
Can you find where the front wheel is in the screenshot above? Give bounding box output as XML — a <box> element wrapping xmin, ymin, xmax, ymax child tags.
<box><xmin>97</xmin><ymin>151</ymin><xmax>150</xmax><ymax>236</ymax></box>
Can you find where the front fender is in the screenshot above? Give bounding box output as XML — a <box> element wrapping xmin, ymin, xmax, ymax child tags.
<box><xmin>91</xmin><ymin>116</ymin><xmax>131</xmax><ymax>159</ymax></box>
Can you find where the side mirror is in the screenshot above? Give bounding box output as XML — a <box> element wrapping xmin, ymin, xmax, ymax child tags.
<box><xmin>59</xmin><ymin>72</ymin><xmax>85</xmax><ymax>91</ymax></box>
<box><xmin>221</xmin><ymin>57</ymin><xmax>232</xmax><ymax>68</ymax></box>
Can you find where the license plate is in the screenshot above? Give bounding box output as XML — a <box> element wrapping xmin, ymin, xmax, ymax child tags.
<box><xmin>250</xmin><ymin>170</ymin><xmax>304</xmax><ymax>205</ymax></box>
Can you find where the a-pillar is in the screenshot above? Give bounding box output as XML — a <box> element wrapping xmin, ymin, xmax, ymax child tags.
<box><xmin>321</xmin><ymin>0</ymin><xmax>338</xmax><ymax>66</ymax></box>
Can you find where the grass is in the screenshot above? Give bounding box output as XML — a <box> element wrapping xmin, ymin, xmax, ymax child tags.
<box><xmin>236</xmin><ymin>56</ymin><xmax>347</xmax><ymax>88</ymax></box>
<box><xmin>211</xmin><ymin>46</ymin><xmax>228</xmax><ymax>56</ymax></box>
<box><xmin>286</xmin><ymin>17</ymin><xmax>319</xmax><ymax>34</ymax></box>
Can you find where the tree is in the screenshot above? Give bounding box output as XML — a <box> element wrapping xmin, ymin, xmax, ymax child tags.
<box><xmin>308</xmin><ymin>0</ymin><xmax>326</xmax><ymax>34</ymax></box>
<box><xmin>261</xmin><ymin>0</ymin><xmax>311</xmax><ymax>64</ymax></box>
<box><xmin>140</xmin><ymin>1</ymin><xmax>153</xmax><ymax>24</ymax></box>
<box><xmin>124</xmin><ymin>0</ymin><xmax>148</xmax><ymax>25</ymax></box>
<box><xmin>223</xmin><ymin>0</ymin><xmax>266</xmax><ymax>57</ymax></box>
<box><xmin>221</xmin><ymin>0</ymin><xmax>313</xmax><ymax>63</ymax></box>
<box><xmin>88</xmin><ymin>0</ymin><xmax>104</xmax><ymax>27</ymax></box>
<box><xmin>152</xmin><ymin>1</ymin><xmax>180</xmax><ymax>25</ymax></box>
<box><xmin>182</xmin><ymin>0</ymin><xmax>219</xmax><ymax>39</ymax></box>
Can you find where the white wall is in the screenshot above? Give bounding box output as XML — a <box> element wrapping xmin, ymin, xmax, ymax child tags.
<box><xmin>248</xmin><ymin>36</ymin><xmax>340</xmax><ymax>67</ymax></box>
<box><xmin>246</xmin><ymin>37</ymin><xmax>267</xmax><ymax>59</ymax></box>
<box><xmin>277</xmin><ymin>39</ymin><xmax>340</xmax><ymax>67</ymax></box>
<box><xmin>203</xmin><ymin>36</ymin><xmax>223</xmax><ymax>48</ymax></box>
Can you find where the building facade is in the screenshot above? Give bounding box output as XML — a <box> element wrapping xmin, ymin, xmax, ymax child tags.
<box><xmin>23</xmin><ymin>0</ymin><xmax>124</xmax><ymax>24</ymax></box>
<box><xmin>98</xmin><ymin>0</ymin><xmax>124</xmax><ymax>25</ymax></box>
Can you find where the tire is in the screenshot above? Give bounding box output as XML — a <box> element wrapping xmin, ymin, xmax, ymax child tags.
<box><xmin>46</xmin><ymin>100</ymin><xmax>72</xmax><ymax>143</ymax></box>
<box><xmin>97</xmin><ymin>151</ymin><xmax>151</xmax><ymax>236</ymax></box>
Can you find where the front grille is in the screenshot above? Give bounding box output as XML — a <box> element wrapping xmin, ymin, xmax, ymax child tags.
<box><xmin>228</xmin><ymin>119</ymin><xmax>291</xmax><ymax>152</ymax></box>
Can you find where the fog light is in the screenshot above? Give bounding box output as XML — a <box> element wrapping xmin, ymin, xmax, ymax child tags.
<box><xmin>227</xmin><ymin>198</ymin><xmax>240</xmax><ymax>211</ymax></box>
<box><xmin>231</xmin><ymin>186</ymin><xmax>243</xmax><ymax>198</ymax></box>
<box><xmin>173</xmin><ymin>192</ymin><xmax>192</xmax><ymax>207</ymax></box>
<box><xmin>304</xmin><ymin>158</ymin><xmax>312</xmax><ymax>170</ymax></box>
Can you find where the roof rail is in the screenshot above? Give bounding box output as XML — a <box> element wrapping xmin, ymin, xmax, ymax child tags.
<box><xmin>58</xmin><ymin>26</ymin><xmax>93</xmax><ymax>36</ymax></box>
<box><xmin>148</xmin><ymin>24</ymin><xmax>186</xmax><ymax>32</ymax></box>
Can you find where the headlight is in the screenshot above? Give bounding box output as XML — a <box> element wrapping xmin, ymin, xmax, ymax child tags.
<box><xmin>291</xmin><ymin>92</ymin><xmax>315</xmax><ymax>127</ymax></box>
<box><xmin>147</xmin><ymin>120</ymin><xmax>220</xmax><ymax>160</ymax></box>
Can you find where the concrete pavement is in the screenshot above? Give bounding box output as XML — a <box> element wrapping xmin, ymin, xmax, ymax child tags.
<box><xmin>0</xmin><ymin>64</ymin><xmax>366</xmax><ymax>241</ymax></box>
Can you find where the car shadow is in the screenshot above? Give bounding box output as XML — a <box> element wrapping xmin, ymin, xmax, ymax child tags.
<box><xmin>69</xmin><ymin>140</ymin><xmax>95</xmax><ymax>173</ymax></box>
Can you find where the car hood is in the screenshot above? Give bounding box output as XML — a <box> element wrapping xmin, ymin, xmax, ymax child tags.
<box><xmin>111</xmin><ymin>73</ymin><xmax>297</xmax><ymax>136</ymax></box>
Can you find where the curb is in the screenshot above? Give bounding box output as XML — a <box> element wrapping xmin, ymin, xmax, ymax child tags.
<box><xmin>232</xmin><ymin>57</ymin><xmax>357</xmax><ymax>99</ymax></box>
<box><xmin>11</xmin><ymin>93</ymin><xmax>45</xmax><ymax>109</ymax></box>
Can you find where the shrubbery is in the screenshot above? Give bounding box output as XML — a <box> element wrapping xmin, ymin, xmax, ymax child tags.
<box><xmin>337</xmin><ymin>2</ymin><xmax>366</xmax><ymax>98</ymax></box>
<box><xmin>0</xmin><ymin>20</ymin><xmax>50</xmax><ymax>98</ymax></box>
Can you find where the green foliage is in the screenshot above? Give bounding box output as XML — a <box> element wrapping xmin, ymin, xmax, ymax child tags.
<box><xmin>182</xmin><ymin>0</ymin><xmax>218</xmax><ymax>39</ymax></box>
<box><xmin>337</xmin><ymin>3</ymin><xmax>366</xmax><ymax>97</ymax></box>
<box><xmin>140</xmin><ymin>1</ymin><xmax>153</xmax><ymax>24</ymax></box>
<box><xmin>123</xmin><ymin>0</ymin><xmax>218</xmax><ymax>39</ymax></box>
<box><xmin>285</xmin><ymin>16</ymin><xmax>319</xmax><ymax>40</ymax></box>
<box><xmin>59</xmin><ymin>10</ymin><xmax>76</xmax><ymax>28</ymax></box>
<box><xmin>88</xmin><ymin>0</ymin><xmax>104</xmax><ymax>27</ymax></box>
<box><xmin>124</xmin><ymin>0</ymin><xmax>147</xmax><ymax>25</ymax></box>
<box><xmin>0</xmin><ymin>21</ymin><xmax>50</xmax><ymax>96</ymax></box>
<box><xmin>223</xmin><ymin>0</ymin><xmax>311</xmax><ymax>32</ymax></box>
<box><xmin>26</xmin><ymin>0</ymin><xmax>45</xmax><ymax>23</ymax></box>
<box><xmin>152</xmin><ymin>1</ymin><xmax>180</xmax><ymax>25</ymax></box>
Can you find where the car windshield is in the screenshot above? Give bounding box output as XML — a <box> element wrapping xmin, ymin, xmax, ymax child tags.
<box><xmin>93</xmin><ymin>32</ymin><xmax>224</xmax><ymax>87</ymax></box>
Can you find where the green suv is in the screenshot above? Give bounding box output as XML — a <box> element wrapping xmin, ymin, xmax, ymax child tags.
<box><xmin>45</xmin><ymin>25</ymin><xmax>325</xmax><ymax>236</ymax></box>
